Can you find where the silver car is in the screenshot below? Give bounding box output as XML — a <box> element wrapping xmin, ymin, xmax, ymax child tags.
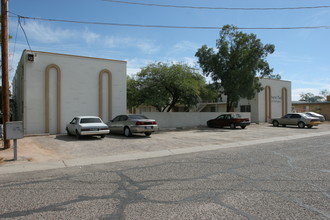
<box><xmin>66</xmin><ymin>116</ymin><xmax>109</xmax><ymax>139</ymax></box>
<box><xmin>106</xmin><ymin>114</ymin><xmax>158</xmax><ymax>137</ymax></box>
<box><xmin>269</xmin><ymin>113</ymin><xmax>321</xmax><ymax>128</ymax></box>
<box><xmin>304</xmin><ymin>112</ymin><xmax>325</xmax><ymax>122</ymax></box>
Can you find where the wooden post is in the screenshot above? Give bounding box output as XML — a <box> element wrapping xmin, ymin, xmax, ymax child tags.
<box><xmin>1</xmin><ymin>0</ymin><xmax>10</xmax><ymax>149</ymax></box>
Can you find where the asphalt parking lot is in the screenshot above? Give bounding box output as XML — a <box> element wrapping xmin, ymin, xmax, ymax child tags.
<box><xmin>0</xmin><ymin>122</ymin><xmax>330</xmax><ymax>165</ymax></box>
<box><xmin>1</xmin><ymin>122</ymin><xmax>330</xmax><ymax>174</ymax></box>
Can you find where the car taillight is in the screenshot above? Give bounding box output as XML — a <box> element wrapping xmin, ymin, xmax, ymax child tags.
<box><xmin>136</xmin><ymin>121</ymin><xmax>145</xmax><ymax>125</ymax></box>
<box><xmin>152</xmin><ymin>121</ymin><xmax>157</xmax><ymax>125</ymax></box>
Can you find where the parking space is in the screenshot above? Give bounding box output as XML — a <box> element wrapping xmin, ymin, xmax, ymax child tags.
<box><xmin>1</xmin><ymin>122</ymin><xmax>329</xmax><ymax>165</ymax></box>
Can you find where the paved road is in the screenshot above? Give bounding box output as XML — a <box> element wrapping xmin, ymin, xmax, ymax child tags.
<box><xmin>0</xmin><ymin>135</ymin><xmax>329</xmax><ymax>219</ymax></box>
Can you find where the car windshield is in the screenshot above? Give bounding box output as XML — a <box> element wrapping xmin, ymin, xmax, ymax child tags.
<box><xmin>80</xmin><ymin>118</ymin><xmax>102</xmax><ymax>124</ymax></box>
<box><xmin>232</xmin><ymin>114</ymin><xmax>242</xmax><ymax>119</ymax></box>
<box><xmin>128</xmin><ymin>115</ymin><xmax>148</xmax><ymax>120</ymax></box>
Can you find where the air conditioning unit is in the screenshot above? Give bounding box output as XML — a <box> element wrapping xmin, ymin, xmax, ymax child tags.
<box><xmin>27</xmin><ymin>54</ymin><xmax>34</xmax><ymax>62</ymax></box>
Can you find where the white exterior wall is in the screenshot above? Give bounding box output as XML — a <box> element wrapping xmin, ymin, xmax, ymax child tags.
<box><xmin>235</xmin><ymin>78</ymin><xmax>291</xmax><ymax>123</ymax></box>
<box><xmin>16</xmin><ymin>50</ymin><xmax>126</xmax><ymax>135</ymax></box>
<box><xmin>260</xmin><ymin>78</ymin><xmax>291</xmax><ymax>121</ymax></box>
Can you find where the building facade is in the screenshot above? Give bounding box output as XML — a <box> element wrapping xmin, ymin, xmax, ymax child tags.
<box><xmin>292</xmin><ymin>96</ymin><xmax>330</xmax><ymax>120</ymax></box>
<box><xmin>12</xmin><ymin>50</ymin><xmax>127</xmax><ymax>135</ymax></box>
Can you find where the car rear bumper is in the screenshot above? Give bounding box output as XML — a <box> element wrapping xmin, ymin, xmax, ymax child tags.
<box><xmin>130</xmin><ymin>125</ymin><xmax>158</xmax><ymax>133</ymax></box>
<box><xmin>80</xmin><ymin>130</ymin><xmax>110</xmax><ymax>136</ymax></box>
<box><xmin>308</xmin><ymin>121</ymin><xmax>321</xmax><ymax>126</ymax></box>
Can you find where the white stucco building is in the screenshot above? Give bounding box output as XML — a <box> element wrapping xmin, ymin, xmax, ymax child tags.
<box><xmin>12</xmin><ymin>50</ymin><xmax>127</xmax><ymax>135</ymax></box>
<box><xmin>197</xmin><ymin>78</ymin><xmax>291</xmax><ymax>123</ymax></box>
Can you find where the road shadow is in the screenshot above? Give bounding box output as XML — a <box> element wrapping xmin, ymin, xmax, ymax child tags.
<box><xmin>55</xmin><ymin>134</ymin><xmax>105</xmax><ymax>142</ymax></box>
<box><xmin>267</xmin><ymin>125</ymin><xmax>319</xmax><ymax>129</ymax></box>
<box><xmin>107</xmin><ymin>133</ymin><xmax>152</xmax><ymax>140</ymax></box>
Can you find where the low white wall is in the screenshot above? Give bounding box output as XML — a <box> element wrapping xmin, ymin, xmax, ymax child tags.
<box><xmin>143</xmin><ymin>112</ymin><xmax>251</xmax><ymax>129</ymax></box>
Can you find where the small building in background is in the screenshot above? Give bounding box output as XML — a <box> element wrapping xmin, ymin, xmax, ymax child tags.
<box><xmin>12</xmin><ymin>50</ymin><xmax>127</xmax><ymax>135</ymax></box>
<box><xmin>292</xmin><ymin>96</ymin><xmax>330</xmax><ymax>120</ymax></box>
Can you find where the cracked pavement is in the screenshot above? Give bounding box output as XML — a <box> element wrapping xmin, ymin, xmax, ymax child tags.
<box><xmin>0</xmin><ymin>134</ymin><xmax>329</xmax><ymax>219</ymax></box>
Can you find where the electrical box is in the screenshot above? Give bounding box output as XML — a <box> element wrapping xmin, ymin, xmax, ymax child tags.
<box><xmin>5</xmin><ymin>121</ymin><xmax>24</xmax><ymax>140</ymax></box>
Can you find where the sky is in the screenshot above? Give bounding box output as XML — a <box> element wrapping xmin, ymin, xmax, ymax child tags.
<box><xmin>7</xmin><ymin>0</ymin><xmax>330</xmax><ymax>101</ymax></box>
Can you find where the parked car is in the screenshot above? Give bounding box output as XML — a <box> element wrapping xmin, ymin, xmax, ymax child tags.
<box><xmin>207</xmin><ymin>114</ymin><xmax>250</xmax><ymax>129</ymax></box>
<box><xmin>304</xmin><ymin>112</ymin><xmax>325</xmax><ymax>122</ymax></box>
<box><xmin>106</xmin><ymin>114</ymin><xmax>158</xmax><ymax>137</ymax></box>
<box><xmin>66</xmin><ymin>116</ymin><xmax>109</xmax><ymax>139</ymax></box>
<box><xmin>269</xmin><ymin>113</ymin><xmax>321</xmax><ymax>128</ymax></box>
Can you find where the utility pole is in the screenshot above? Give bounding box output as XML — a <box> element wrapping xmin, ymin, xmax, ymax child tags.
<box><xmin>1</xmin><ymin>0</ymin><xmax>10</xmax><ymax>149</ymax></box>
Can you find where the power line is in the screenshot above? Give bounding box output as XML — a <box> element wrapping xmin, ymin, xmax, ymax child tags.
<box><xmin>12</xmin><ymin>14</ymin><xmax>330</xmax><ymax>30</ymax></box>
<box><xmin>103</xmin><ymin>0</ymin><xmax>330</xmax><ymax>10</ymax></box>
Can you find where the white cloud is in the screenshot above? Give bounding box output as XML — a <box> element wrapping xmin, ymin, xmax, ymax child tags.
<box><xmin>82</xmin><ymin>29</ymin><xmax>100</xmax><ymax>44</ymax></box>
<box><xmin>104</xmin><ymin>36</ymin><xmax>160</xmax><ymax>54</ymax></box>
<box><xmin>22</xmin><ymin>21</ymin><xmax>76</xmax><ymax>43</ymax></box>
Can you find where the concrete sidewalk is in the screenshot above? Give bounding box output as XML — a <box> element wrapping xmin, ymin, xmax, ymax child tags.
<box><xmin>1</xmin><ymin>123</ymin><xmax>329</xmax><ymax>175</ymax></box>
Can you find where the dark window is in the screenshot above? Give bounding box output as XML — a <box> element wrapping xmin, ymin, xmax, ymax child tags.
<box><xmin>112</xmin><ymin>116</ymin><xmax>121</xmax><ymax>122</ymax></box>
<box><xmin>240</xmin><ymin>105</ymin><xmax>251</xmax><ymax>112</ymax></box>
<box><xmin>128</xmin><ymin>115</ymin><xmax>148</xmax><ymax>120</ymax></box>
<box><xmin>291</xmin><ymin>114</ymin><xmax>301</xmax><ymax>119</ymax></box>
<box><xmin>80</xmin><ymin>118</ymin><xmax>102</xmax><ymax>124</ymax></box>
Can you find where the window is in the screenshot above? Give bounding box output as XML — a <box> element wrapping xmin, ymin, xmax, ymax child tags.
<box><xmin>129</xmin><ymin>115</ymin><xmax>148</xmax><ymax>120</ymax></box>
<box><xmin>80</xmin><ymin>118</ymin><xmax>102</xmax><ymax>124</ymax></box>
<box><xmin>240</xmin><ymin>105</ymin><xmax>251</xmax><ymax>112</ymax></box>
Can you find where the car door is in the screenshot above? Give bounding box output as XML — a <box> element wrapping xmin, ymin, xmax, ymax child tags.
<box><xmin>215</xmin><ymin>115</ymin><xmax>226</xmax><ymax>127</ymax></box>
<box><xmin>108</xmin><ymin>115</ymin><xmax>121</xmax><ymax>133</ymax></box>
<box><xmin>280</xmin><ymin>114</ymin><xmax>291</xmax><ymax>125</ymax></box>
<box><xmin>288</xmin><ymin>114</ymin><xmax>301</xmax><ymax>125</ymax></box>
<box><xmin>68</xmin><ymin>118</ymin><xmax>78</xmax><ymax>134</ymax></box>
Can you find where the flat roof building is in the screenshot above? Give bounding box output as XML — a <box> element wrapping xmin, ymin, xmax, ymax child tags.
<box><xmin>12</xmin><ymin>50</ymin><xmax>127</xmax><ymax>135</ymax></box>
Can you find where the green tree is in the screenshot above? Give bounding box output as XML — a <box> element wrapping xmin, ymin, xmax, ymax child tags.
<box><xmin>299</xmin><ymin>90</ymin><xmax>328</xmax><ymax>102</ymax></box>
<box><xmin>130</xmin><ymin>62</ymin><xmax>207</xmax><ymax>112</ymax></box>
<box><xmin>195</xmin><ymin>25</ymin><xmax>275</xmax><ymax>112</ymax></box>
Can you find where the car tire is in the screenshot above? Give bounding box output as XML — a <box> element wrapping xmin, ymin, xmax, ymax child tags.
<box><xmin>272</xmin><ymin>120</ymin><xmax>279</xmax><ymax>127</ymax></box>
<box><xmin>307</xmin><ymin>125</ymin><xmax>313</xmax><ymax>129</ymax></box>
<box><xmin>298</xmin><ymin>121</ymin><xmax>305</xmax><ymax>128</ymax></box>
<box><xmin>76</xmin><ymin>130</ymin><xmax>81</xmax><ymax>139</ymax></box>
<box><xmin>240</xmin><ymin>126</ymin><xmax>246</xmax><ymax>129</ymax></box>
<box><xmin>145</xmin><ymin>132</ymin><xmax>151</xmax><ymax>136</ymax></box>
<box><xmin>124</xmin><ymin>127</ymin><xmax>132</xmax><ymax>137</ymax></box>
<box><xmin>100</xmin><ymin>134</ymin><xmax>105</xmax><ymax>138</ymax></box>
<box><xmin>230</xmin><ymin>123</ymin><xmax>236</xmax><ymax>129</ymax></box>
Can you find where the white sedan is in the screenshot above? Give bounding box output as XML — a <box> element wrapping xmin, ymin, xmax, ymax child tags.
<box><xmin>66</xmin><ymin>116</ymin><xmax>109</xmax><ymax>139</ymax></box>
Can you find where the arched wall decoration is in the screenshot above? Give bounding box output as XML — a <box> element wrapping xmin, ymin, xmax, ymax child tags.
<box><xmin>45</xmin><ymin>64</ymin><xmax>61</xmax><ymax>134</ymax></box>
<box><xmin>265</xmin><ymin>86</ymin><xmax>272</xmax><ymax>122</ymax></box>
<box><xmin>282</xmin><ymin>87</ymin><xmax>288</xmax><ymax>115</ymax></box>
<box><xmin>99</xmin><ymin>69</ymin><xmax>112</xmax><ymax>120</ymax></box>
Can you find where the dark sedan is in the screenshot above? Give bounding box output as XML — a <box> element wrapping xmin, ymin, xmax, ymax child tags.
<box><xmin>207</xmin><ymin>114</ymin><xmax>250</xmax><ymax>129</ymax></box>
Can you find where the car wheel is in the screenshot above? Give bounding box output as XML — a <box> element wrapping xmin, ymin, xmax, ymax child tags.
<box><xmin>145</xmin><ymin>132</ymin><xmax>151</xmax><ymax>136</ymax></box>
<box><xmin>100</xmin><ymin>134</ymin><xmax>105</xmax><ymax>138</ymax></box>
<box><xmin>76</xmin><ymin>130</ymin><xmax>81</xmax><ymax>139</ymax></box>
<box><xmin>272</xmin><ymin>120</ymin><xmax>279</xmax><ymax>127</ymax></box>
<box><xmin>298</xmin><ymin>121</ymin><xmax>305</xmax><ymax>128</ymax></box>
<box><xmin>230</xmin><ymin>123</ymin><xmax>236</xmax><ymax>129</ymax></box>
<box><xmin>307</xmin><ymin>125</ymin><xmax>313</xmax><ymax>129</ymax></box>
<box><xmin>240</xmin><ymin>126</ymin><xmax>246</xmax><ymax>129</ymax></box>
<box><xmin>124</xmin><ymin>127</ymin><xmax>132</xmax><ymax>137</ymax></box>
